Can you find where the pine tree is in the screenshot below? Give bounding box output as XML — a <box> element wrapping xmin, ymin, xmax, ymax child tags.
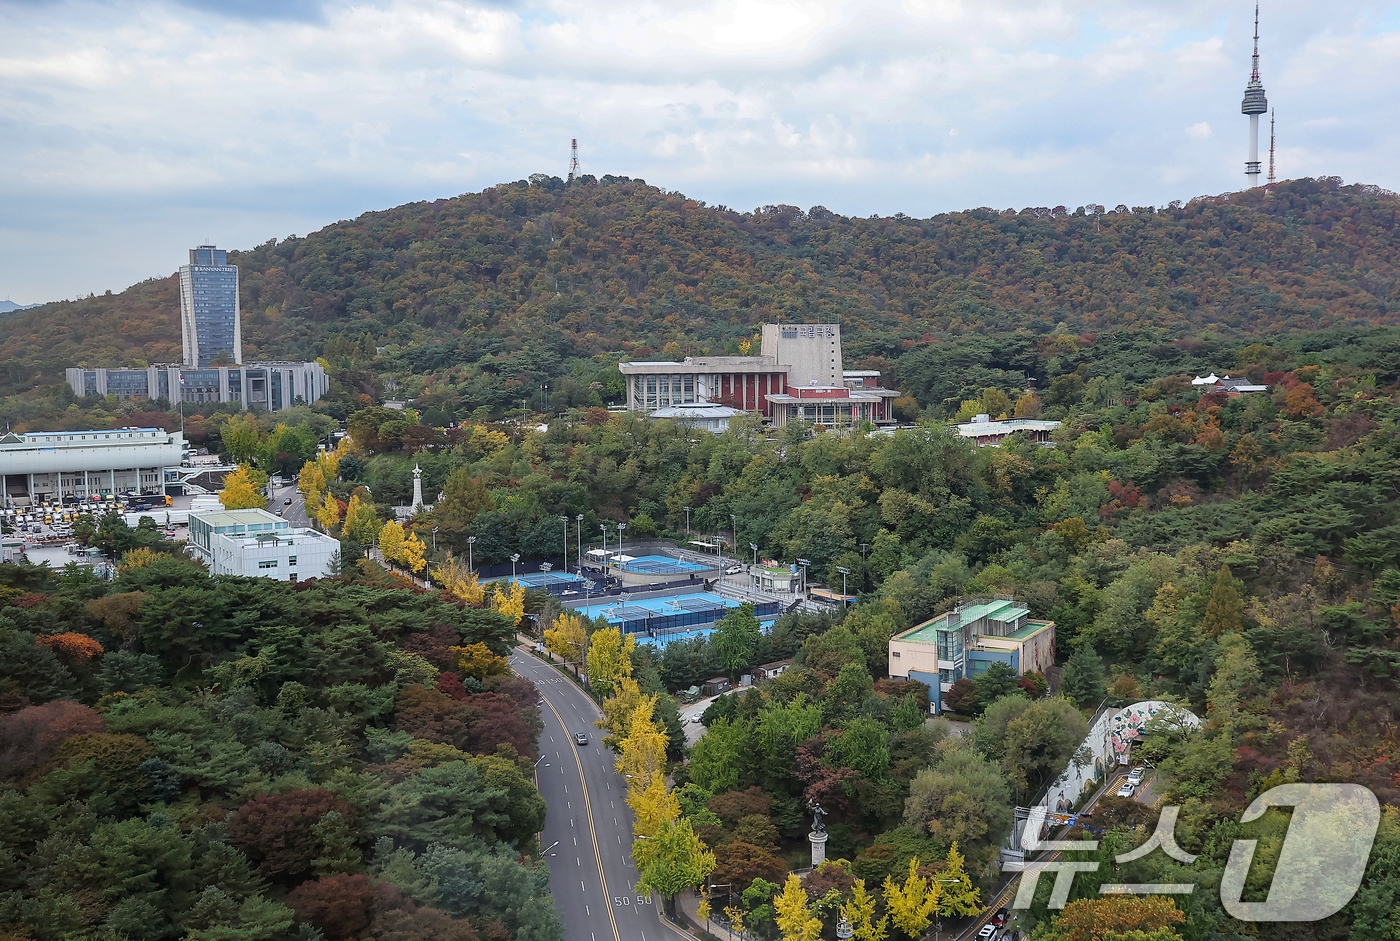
<box><xmin>310</xmin><ymin>810</ymin><xmax>362</xmax><ymax>875</ymax></box>
<box><xmin>1198</xmin><ymin>565</ymin><xmax>1244</xmax><ymax>638</ymax></box>
<box><xmin>1060</xmin><ymin>645</ymin><xmax>1106</xmax><ymax>707</ymax></box>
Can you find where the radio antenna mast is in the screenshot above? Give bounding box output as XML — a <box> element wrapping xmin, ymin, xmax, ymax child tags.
<box><xmin>1267</xmin><ymin>110</ymin><xmax>1276</xmax><ymax>186</ymax></box>
<box><xmin>567</xmin><ymin>139</ymin><xmax>580</xmax><ymax>182</ymax></box>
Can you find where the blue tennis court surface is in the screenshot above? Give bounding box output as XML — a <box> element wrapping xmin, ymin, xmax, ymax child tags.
<box><xmin>569</xmin><ymin>591</ymin><xmax>782</xmax><ymax>643</ymax></box>
<box><xmin>616</xmin><ymin>554</ymin><xmax>710</xmax><ymax>575</ymax></box>
<box><xmin>483</xmin><ymin>571</ymin><xmax>589</xmax><ymax>593</ymax></box>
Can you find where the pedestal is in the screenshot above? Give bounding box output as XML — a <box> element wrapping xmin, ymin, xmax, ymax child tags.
<box><xmin>809</xmin><ymin>830</ymin><xmax>828</xmax><ymax>868</ymax></box>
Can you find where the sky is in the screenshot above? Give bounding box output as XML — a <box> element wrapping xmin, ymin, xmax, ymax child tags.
<box><xmin>2</xmin><ymin>0</ymin><xmax>1399</xmax><ymax>305</ymax></box>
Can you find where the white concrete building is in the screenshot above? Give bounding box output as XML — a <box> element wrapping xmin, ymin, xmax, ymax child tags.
<box><xmin>65</xmin><ymin>361</ymin><xmax>328</xmax><ymax>411</ymax></box>
<box><xmin>188</xmin><ymin>507</ymin><xmax>339</xmax><ymax>581</ymax></box>
<box><xmin>952</xmin><ymin>415</ymin><xmax>1061</xmax><ymax>448</ymax></box>
<box><xmin>648</xmin><ymin>402</ymin><xmax>748</xmax><ymax>433</ymax></box>
<box><xmin>0</xmin><ymin>427</ymin><xmax>186</xmax><ymax>506</ymax></box>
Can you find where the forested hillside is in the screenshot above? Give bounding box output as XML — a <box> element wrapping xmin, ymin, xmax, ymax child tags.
<box><xmin>0</xmin><ymin>550</ymin><xmax>560</xmax><ymax>940</ymax></box>
<box><xmin>1</xmin><ymin>175</ymin><xmax>1397</xmax><ymax>410</ymax></box>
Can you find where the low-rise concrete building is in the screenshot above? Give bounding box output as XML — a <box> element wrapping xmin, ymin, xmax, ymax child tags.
<box><xmin>66</xmin><ymin>362</ymin><xmax>328</xmax><ymax>411</ymax></box>
<box><xmin>953</xmin><ymin>415</ymin><xmax>1061</xmax><ymax>447</ymax></box>
<box><xmin>188</xmin><ymin>507</ymin><xmax>339</xmax><ymax>581</ymax></box>
<box><xmin>888</xmin><ymin>596</ymin><xmax>1056</xmax><ymax>714</ymax></box>
<box><xmin>648</xmin><ymin>402</ymin><xmax>748</xmax><ymax>433</ymax></box>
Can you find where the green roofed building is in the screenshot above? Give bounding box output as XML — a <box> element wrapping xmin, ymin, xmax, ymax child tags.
<box><xmin>888</xmin><ymin>595</ymin><xmax>1055</xmax><ymax>714</ymax></box>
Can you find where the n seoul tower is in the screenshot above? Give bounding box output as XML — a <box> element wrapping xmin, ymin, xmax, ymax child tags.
<box><xmin>1241</xmin><ymin>4</ymin><xmax>1268</xmax><ymax>187</ymax></box>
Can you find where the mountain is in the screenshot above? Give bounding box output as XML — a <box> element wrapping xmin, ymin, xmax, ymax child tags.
<box><xmin>0</xmin><ymin>300</ymin><xmax>41</xmax><ymax>314</ymax></box>
<box><xmin>1</xmin><ymin>174</ymin><xmax>1397</xmax><ymax>387</ymax></box>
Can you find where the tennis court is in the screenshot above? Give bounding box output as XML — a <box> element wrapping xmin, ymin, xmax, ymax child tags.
<box><xmin>571</xmin><ymin>591</ymin><xmax>782</xmax><ymax>639</ymax></box>
<box><xmin>614</xmin><ymin>553</ymin><xmax>710</xmax><ymax>576</ymax></box>
<box><xmin>483</xmin><ymin>571</ymin><xmax>590</xmax><ymax>594</ymax></box>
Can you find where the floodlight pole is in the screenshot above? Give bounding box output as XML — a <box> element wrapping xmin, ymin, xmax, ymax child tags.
<box><xmin>467</xmin><ymin>535</ymin><xmax>476</xmax><ymax>572</ymax></box>
<box><xmin>836</xmin><ymin>565</ymin><xmax>851</xmax><ymax>597</ymax></box>
<box><xmin>683</xmin><ymin>505</ymin><xmax>691</xmax><ymax>537</ymax></box>
<box><xmin>576</xmin><ymin>514</ymin><xmax>583</xmax><ymax>573</ymax></box>
<box><xmin>511</xmin><ymin>552</ymin><xmax>520</xmax><ymax>584</ymax></box>
<box><xmin>560</xmin><ymin>515</ymin><xmax>568</xmax><ymax>571</ymax></box>
<box><xmin>797</xmin><ymin>558</ymin><xmax>810</xmax><ymax>600</ymax></box>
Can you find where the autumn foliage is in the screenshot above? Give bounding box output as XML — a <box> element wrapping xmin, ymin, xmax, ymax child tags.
<box><xmin>228</xmin><ymin>788</ymin><xmax>356</xmax><ymax>878</ymax></box>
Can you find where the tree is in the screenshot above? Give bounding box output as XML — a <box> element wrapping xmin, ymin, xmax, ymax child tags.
<box><xmin>317</xmin><ymin>490</ymin><xmax>342</xmax><ymax>532</ymax></box>
<box><xmin>1037</xmin><ymin>895</ymin><xmax>1185</xmax><ymax>941</ymax></box>
<box><xmin>976</xmin><ymin>695</ymin><xmax>1088</xmax><ymax>791</ymax></box>
<box><xmin>687</xmin><ymin>717</ymin><xmax>750</xmax><ymax>793</ymax></box>
<box><xmin>432</xmin><ymin>551</ymin><xmax>486</xmax><ymax>605</ymax></box>
<box><xmin>712</xmin><ymin>603</ymin><xmax>760</xmax><ymax>678</ymax></box>
<box><xmin>544</xmin><ymin>611</ymin><xmax>588</xmax><ymax>665</ymax></box>
<box><xmin>616</xmin><ymin>695</ymin><xmax>669</xmax><ymax>786</ymax></box>
<box><xmin>219</xmin><ymin>464</ymin><xmax>267</xmax><ymax>510</ymax></box>
<box><xmin>586</xmin><ymin>625</ymin><xmax>636</xmax><ymax>699</ymax></box>
<box><xmin>934</xmin><ymin>842</ymin><xmax>981</xmax><ymax>918</ymax></box>
<box><xmin>343</xmin><ymin>490</ymin><xmax>381</xmax><ymax>545</ymax></box>
<box><xmin>628</xmin><ymin>771</ymin><xmax>681</xmax><ymax>838</ymax></box>
<box><xmin>973</xmin><ymin>662</ymin><xmax>1018</xmax><ymax>709</ymax></box>
<box><xmin>1013</xmin><ymin>392</ymin><xmax>1042</xmax><ymax>418</ymax></box>
<box><xmin>378</xmin><ymin>520</ymin><xmax>407</xmax><ymax>567</ymax></box>
<box><xmin>840</xmin><ymin>878</ymin><xmax>888</xmax><ymax>941</ymax></box>
<box><xmin>882</xmin><ymin>857</ymin><xmax>938</xmax><ymax>939</ymax></box>
<box><xmin>1059</xmin><ymin>645</ymin><xmax>1106</xmax><ymax>707</ymax></box>
<box><xmin>1198</xmin><ymin>565</ymin><xmax>1244</xmax><ymax>639</ymax></box>
<box><xmin>633</xmin><ymin>818</ymin><xmax>715</xmax><ymax>914</ymax></box>
<box><xmin>228</xmin><ymin>788</ymin><xmax>354</xmax><ymax>878</ymax></box>
<box><xmin>774</xmin><ymin>874</ymin><xmax>822</xmax><ymax>941</ymax></box>
<box><xmin>903</xmin><ymin>743</ymin><xmax>1012</xmax><ymax>871</ymax></box>
<box><xmin>490</xmin><ymin>579</ymin><xmax>526</xmax><ymax>628</ymax></box>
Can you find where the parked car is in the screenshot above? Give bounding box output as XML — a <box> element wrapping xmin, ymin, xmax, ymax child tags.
<box><xmin>1117</xmin><ymin>781</ymin><xmax>1136</xmax><ymax>798</ymax></box>
<box><xmin>690</xmin><ymin>715</ymin><xmax>703</xmax><ymax>723</ymax></box>
<box><xmin>574</xmin><ymin>732</ymin><xmax>588</xmax><ymax>745</ymax></box>
<box><xmin>991</xmin><ymin>907</ymin><xmax>1009</xmax><ymax>926</ymax></box>
<box><xmin>977</xmin><ymin>924</ymin><xmax>1000</xmax><ymax>940</ymax></box>
<box><xmin>1127</xmin><ymin>765</ymin><xmax>1146</xmax><ymax>786</ymax></box>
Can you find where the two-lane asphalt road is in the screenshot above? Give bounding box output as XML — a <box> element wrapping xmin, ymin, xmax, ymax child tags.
<box><xmin>511</xmin><ymin>649</ymin><xmax>680</xmax><ymax>941</ymax></box>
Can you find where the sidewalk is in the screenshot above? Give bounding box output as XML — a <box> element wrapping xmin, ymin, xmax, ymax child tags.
<box><xmin>675</xmin><ymin>889</ymin><xmax>740</xmax><ymax>941</ymax></box>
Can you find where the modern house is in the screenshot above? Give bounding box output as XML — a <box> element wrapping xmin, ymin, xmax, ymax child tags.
<box><xmin>1191</xmin><ymin>374</ymin><xmax>1269</xmax><ymax>395</ymax></box>
<box><xmin>888</xmin><ymin>596</ymin><xmax>1056</xmax><ymax>714</ymax></box>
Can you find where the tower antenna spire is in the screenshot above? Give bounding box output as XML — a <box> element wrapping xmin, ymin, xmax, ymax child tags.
<box><xmin>567</xmin><ymin>139</ymin><xmax>580</xmax><ymax>183</ymax></box>
<box><xmin>1241</xmin><ymin>3</ymin><xmax>1268</xmax><ymax>188</ymax></box>
<box><xmin>1267</xmin><ymin>109</ymin><xmax>1276</xmax><ymax>186</ymax></box>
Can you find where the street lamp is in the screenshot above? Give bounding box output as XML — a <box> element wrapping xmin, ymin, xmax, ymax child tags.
<box><xmin>836</xmin><ymin>565</ymin><xmax>851</xmax><ymax>597</ymax></box>
<box><xmin>683</xmin><ymin>506</ymin><xmax>691</xmax><ymax>537</ymax></box>
<box><xmin>729</xmin><ymin>514</ymin><xmax>737</xmax><ymax>565</ymax></box>
<box><xmin>432</xmin><ymin>526</ymin><xmax>438</xmax><ymax>553</ymax></box>
<box><xmin>467</xmin><ymin>535</ymin><xmax>476</xmax><ymax>572</ymax></box>
<box><xmin>797</xmin><ymin>558</ymin><xmax>810</xmax><ymax>600</ymax></box>
<box><xmin>599</xmin><ymin>523</ymin><xmax>608</xmax><ymax>571</ymax></box>
<box><xmin>560</xmin><ymin>515</ymin><xmax>569</xmax><ymax>569</ymax></box>
<box><xmin>576</xmin><ymin>514</ymin><xmax>583</xmax><ymax>574</ymax></box>
<box><xmin>836</xmin><ymin>916</ymin><xmax>854</xmax><ymax>940</ymax></box>
<box><xmin>511</xmin><ymin>552</ymin><xmax>520</xmax><ymax>584</ymax></box>
<box><xmin>617</xmin><ymin>522</ymin><xmax>626</xmax><ymax>548</ymax></box>
<box><xmin>749</xmin><ymin>543</ymin><xmax>758</xmax><ymax>567</ymax></box>
<box><xmin>859</xmin><ymin>543</ymin><xmax>869</xmax><ymax>560</ymax></box>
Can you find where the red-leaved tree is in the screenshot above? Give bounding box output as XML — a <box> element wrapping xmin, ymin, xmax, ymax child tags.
<box><xmin>228</xmin><ymin>789</ymin><xmax>355</xmax><ymax>879</ymax></box>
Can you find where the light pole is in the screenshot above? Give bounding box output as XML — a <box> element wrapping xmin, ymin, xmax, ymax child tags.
<box><xmin>729</xmin><ymin>514</ymin><xmax>737</xmax><ymax>568</ymax></box>
<box><xmin>797</xmin><ymin>557</ymin><xmax>810</xmax><ymax>600</ymax></box>
<box><xmin>683</xmin><ymin>505</ymin><xmax>691</xmax><ymax>537</ymax></box>
<box><xmin>560</xmin><ymin>515</ymin><xmax>568</xmax><ymax>570</ymax></box>
<box><xmin>599</xmin><ymin>523</ymin><xmax>608</xmax><ymax>572</ymax></box>
<box><xmin>432</xmin><ymin>526</ymin><xmax>438</xmax><ymax>554</ymax></box>
<box><xmin>576</xmin><ymin>514</ymin><xmax>583</xmax><ymax>573</ymax></box>
<box><xmin>836</xmin><ymin>565</ymin><xmax>851</xmax><ymax>598</ymax></box>
<box><xmin>511</xmin><ymin>552</ymin><xmax>520</xmax><ymax>584</ymax></box>
<box><xmin>749</xmin><ymin>542</ymin><xmax>758</xmax><ymax>596</ymax></box>
<box><xmin>467</xmin><ymin>535</ymin><xmax>476</xmax><ymax>572</ymax></box>
<box><xmin>859</xmin><ymin>543</ymin><xmax>869</xmax><ymax>560</ymax></box>
<box><xmin>617</xmin><ymin>522</ymin><xmax>626</xmax><ymax>549</ymax></box>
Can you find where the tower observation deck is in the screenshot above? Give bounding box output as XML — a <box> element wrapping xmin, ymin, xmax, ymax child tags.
<box><xmin>1241</xmin><ymin>4</ymin><xmax>1268</xmax><ymax>187</ymax></box>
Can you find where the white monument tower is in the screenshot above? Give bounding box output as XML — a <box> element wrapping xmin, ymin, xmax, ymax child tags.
<box><xmin>411</xmin><ymin>464</ymin><xmax>424</xmax><ymax>512</ymax></box>
<box><xmin>1241</xmin><ymin>4</ymin><xmax>1268</xmax><ymax>188</ymax></box>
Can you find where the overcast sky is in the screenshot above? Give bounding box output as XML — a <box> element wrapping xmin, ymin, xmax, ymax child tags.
<box><xmin>2</xmin><ymin>0</ymin><xmax>1398</xmax><ymax>304</ymax></box>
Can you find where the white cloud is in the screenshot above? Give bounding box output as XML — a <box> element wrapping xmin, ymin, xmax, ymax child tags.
<box><xmin>0</xmin><ymin>0</ymin><xmax>1397</xmax><ymax>302</ymax></box>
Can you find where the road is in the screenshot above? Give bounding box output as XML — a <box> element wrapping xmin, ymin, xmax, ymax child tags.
<box><xmin>510</xmin><ymin>648</ymin><xmax>683</xmax><ymax>941</ymax></box>
<box><xmin>272</xmin><ymin>482</ymin><xmax>309</xmax><ymax>526</ymax></box>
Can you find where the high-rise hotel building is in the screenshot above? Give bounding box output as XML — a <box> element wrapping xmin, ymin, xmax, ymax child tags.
<box><xmin>180</xmin><ymin>244</ymin><xmax>242</xmax><ymax>367</ymax></box>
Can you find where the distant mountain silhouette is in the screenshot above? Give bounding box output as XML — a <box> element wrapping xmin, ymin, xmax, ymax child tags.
<box><xmin>0</xmin><ymin>300</ymin><xmax>41</xmax><ymax>314</ymax></box>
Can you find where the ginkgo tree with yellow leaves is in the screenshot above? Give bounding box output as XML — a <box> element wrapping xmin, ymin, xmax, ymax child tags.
<box><xmin>543</xmin><ymin>610</ymin><xmax>588</xmax><ymax>667</ymax></box>
<box><xmin>774</xmin><ymin>874</ymin><xmax>823</xmax><ymax>941</ymax></box>
<box><xmin>490</xmin><ymin>579</ymin><xmax>525</xmax><ymax>628</ymax></box>
<box><xmin>218</xmin><ymin>464</ymin><xmax>267</xmax><ymax>510</ymax></box>
<box><xmin>431</xmin><ymin>551</ymin><xmax>486</xmax><ymax>605</ymax></box>
<box><xmin>585</xmin><ymin>624</ymin><xmax>635</xmax><ymax>700</ymax></box>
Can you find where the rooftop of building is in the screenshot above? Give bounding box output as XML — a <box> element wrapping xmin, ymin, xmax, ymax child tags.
<box><xmin>953</xmin><ymin>416</ymin><xmax>1062</xmax><ymax>435</ymax></box>
<box><xmin>2</xmin><ymin>427</ymin><xmax>176</xmax><ymax>446</ymax></box>
<box><xmin>192</xmin><ymin>508</ymin><xmax>288</xmax><ymax>529</ymax></box>
<box><xmin>897</xmin><ymin>597</ymin><xmax>1053</xmax><ymax>644</ymax></box>
<box><xmin>650</xmin><ymin>402</ymin><xmax>748</xmax><ymax>419</ymax></box>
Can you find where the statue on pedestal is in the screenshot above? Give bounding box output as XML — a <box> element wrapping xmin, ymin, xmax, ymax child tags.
<box><xmin>808</xmin><ymin>799</ymin><xmax>826</xmax><ymax>834</ymax></box>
